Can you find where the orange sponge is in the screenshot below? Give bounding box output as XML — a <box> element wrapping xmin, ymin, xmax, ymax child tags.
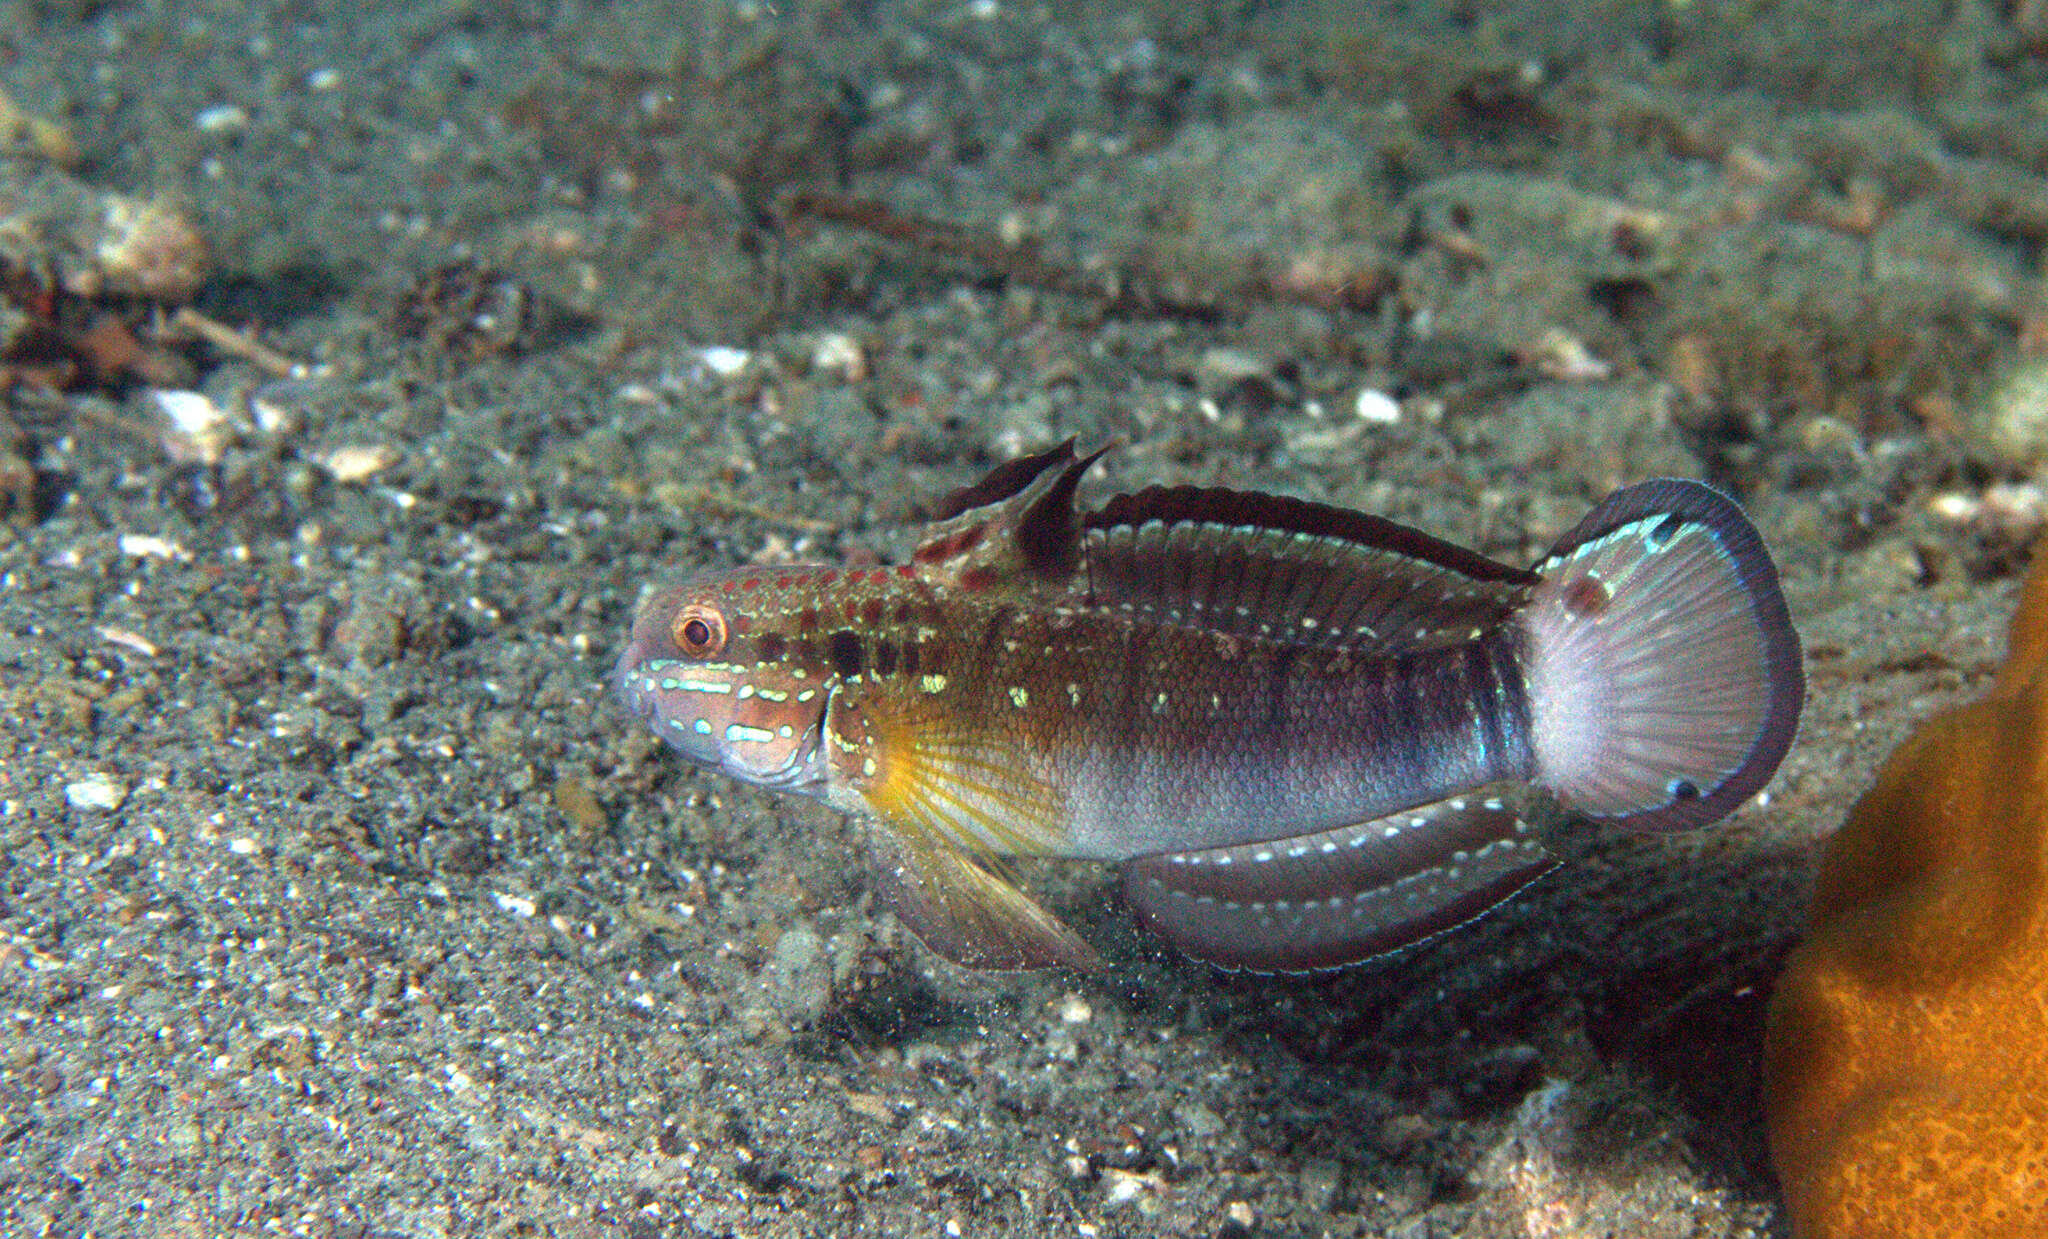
<box><xmin>1764</xmin><ymin>559</ymin><xmax>2048</xmax><ymax>1238</ymax></box>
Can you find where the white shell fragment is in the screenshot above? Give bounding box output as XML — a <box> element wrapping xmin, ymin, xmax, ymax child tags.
<box><xmin>695</xmin><ymin>345</ymin><xmax>752</xmax><ymax>378</ymax></box>
<box><xmin>1353</xmin><ymin>388</ymin><xmax>1402</xmax><ymax>423</ymax></box>
<box><xmin>97</xmin><ymin>625</ymin><xmax>160</xmax><ymax>657</ymax></box>
<box><xmin>117</xmin><ymin>533</ymin><xmax>188</xmax><ymax>559</ymax></box>
<box><xmin>151</xmin><ymin>389</ymin><xmax>233</xmax><ymax>465</ymax></box>
<box><xmin>810</xmin><ymin>332</ymin><xmax>868</xmax><ymax>381</ymax></box>
<box><xmin>66</xmin><ymin>776</ymin><xmax>129</xmax><ymax>811</ymax></box>
<box><xmin>318</xmin><ymin>444</ymin><xmax>400</xmax><ymax>483</ymax></box>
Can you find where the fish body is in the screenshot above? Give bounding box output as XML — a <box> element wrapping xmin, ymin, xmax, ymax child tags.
<box><xmin>616</xmin><ymin>443</ymin><xmax>1803</xmax><ymax>972</ymax></box>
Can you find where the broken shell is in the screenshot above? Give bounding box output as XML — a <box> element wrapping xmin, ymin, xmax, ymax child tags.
<box><xmin>150</xmin><ymin>389</ymin><xmax>233</xmax><ymax>465</ymax></box>
<box><xmin>1530</xmin><ymin>327</ymin><xmax>1613</xmax><ymax>382</ymax></box>
<box><xmin>1353</xmin><ymin>388</ymin><xmax>1402</xmax><ymax>423</ymax></box>
<box><xmin>82</xmin><ymin>195</ymin><xmax>210</xmax><ymax>301</ymax></box>
<box><xmin>65</xmin><ymin>775</ymin><xmax>129</xmax><ymax>811</ymax></box>
<box><xmin>810</xmin><ymin>332</ymin><xmax>867</xmax><ymax>382</ymax></box>
<box><xmin>317</xmin><ymin>444</ymin><xmax>400</xmax><ymax>483</ymax></box>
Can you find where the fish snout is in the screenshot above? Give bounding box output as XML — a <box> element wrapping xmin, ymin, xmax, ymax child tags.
<box><xmin>614</xmin><ymin>585</ymin><xmax>829</xmax><ymax>790</ymax></box>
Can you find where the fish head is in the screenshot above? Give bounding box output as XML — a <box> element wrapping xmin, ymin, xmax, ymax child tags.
<box><xmin>615</xmin><ymin>568</ymin><xmax>848</xmax><ymax>793</ymax></box>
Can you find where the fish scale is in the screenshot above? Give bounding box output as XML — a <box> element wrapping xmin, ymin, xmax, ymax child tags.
<box><xmin>616</xmin><ymin>442</ymin><xmax>1803</xmax><ymax>972</ymax></box>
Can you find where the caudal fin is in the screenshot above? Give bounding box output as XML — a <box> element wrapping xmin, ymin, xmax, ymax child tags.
<box><xmin>1519</xmin><ymin>480</ymin><xmax>1803</xmax><ymax>831</ymax></box>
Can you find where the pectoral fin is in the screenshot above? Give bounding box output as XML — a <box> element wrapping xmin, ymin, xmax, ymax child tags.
<box><xmin>1122</xmin><ymin>794</ymin><xmax>1560</xmax><ymax>972</ymax></box>
<box><xmin>871</xmin><ymin>825</ymin><xmax>1103</xmax><ymax>972</ymax></box>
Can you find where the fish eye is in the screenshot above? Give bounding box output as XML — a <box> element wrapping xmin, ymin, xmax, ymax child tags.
<box><xmin>672</xmin><ymin>603</ymin><xmax>728</xmax><ymax>658</ymax></box>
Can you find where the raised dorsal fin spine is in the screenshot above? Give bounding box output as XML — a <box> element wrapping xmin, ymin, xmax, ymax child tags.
<box><xmin>1015</xmin><ymin>444</ymin><xmax>1111</xmax><ymax>581</ymax></box>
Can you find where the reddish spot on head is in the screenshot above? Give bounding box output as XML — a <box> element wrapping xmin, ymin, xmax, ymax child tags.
<box><xmin>722</xmin><ymin>580</ymin><xmax>739</xmax><ymax>595</ymax></box>
<box><xmin>843</xmin><ymin>598</ymin><xmax>861</xmax><ymax>621</ymax></box>
<box><xmin>845</xmin><ymin>568</ymin><xmax>869</xmax><ymax>586</ymax></box>
<box><xmin>861</xmin><ymin>598</ymin><xmax>884</xmax><ymax>625</ymax></box>
<box><xmin>817</xmin><ymin>570</ymin><xmax>838</xmax><ymax>587</ymax></box>
<box><xmin>958</xmin><ymin>566</ymin><xmax>997</xmax><ymax>592</ymax></box>
<box><xmin>1560</xmin><ymin>574</ymin><xmax>1610</xmax><ymax>617</ymax></box>
<box><xmin>740</xmin><ymin>576</ymin><xmax>761</xmax><ymax>592</ymax></box>
<box><xmin>797</xmin><ymin>607</ymin><xmax>819</xmax><ymax>633</ymax></box>
<box><xmin>896</xmin><ymin>564</ymin><xmax>916</xmax><ymax>579</ymax></box>
<box><xmin>729</xmin><ymin>612</ymin><xmax>753</xmax><ymax>635</ymax></box>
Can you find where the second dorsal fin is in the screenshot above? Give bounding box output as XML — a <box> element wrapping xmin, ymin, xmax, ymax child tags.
<box><xmin>1083</xmin><ymin>486</ymin><xmax>1538</xmax><ymax>654</ymax></box>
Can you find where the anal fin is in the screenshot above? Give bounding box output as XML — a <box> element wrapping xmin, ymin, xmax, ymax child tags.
<box><xmin>1122</xmin><ymin>794</ymin><xmax>1560</xmax><ymax>972</ymax></box>
<box><xmin>871</xmin><ymin>825</ymin><xmax>1103</xmax><ymax>972</ymax></box>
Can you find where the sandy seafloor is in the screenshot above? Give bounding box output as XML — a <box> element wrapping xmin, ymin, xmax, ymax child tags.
<box><xmin>3</xmin><ymin>0</ymin><xmax>2046</xmax><ymax>1235</ymax></box>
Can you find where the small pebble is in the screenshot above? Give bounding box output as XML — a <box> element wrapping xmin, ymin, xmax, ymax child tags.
<box><xmin>811</xmin><ymin>332</ymin><xmax>867</xmax><ymax>381</ymax></box>
<box><xmin>696</xmin><ymin>345</ymin><xmax>751</xmax><ymax>377</ymax></box>
<box><xmin>193</xmin><ymin>104</ymin><xmax>249</xmax><ymax>134</ymax></box>
<box><xmin>1299</xmin><ymin>1157</ymin><xmax>1345</xmax><ymax>1212</ymax></box>
<box><xmin>1353</xmin><ymin>387</ymin><xmax>1402</xmax><ymax>423</ymax></box>
<box><xmin>492</xmin><ymin>891</ymin><xmax>538</xmax><ymax>918</ymax></box>
<box><xmin>843</xmin><ymin>1091</ymin><xmax>897</xmax><ymax>1126</ymax></box>
<box><xmin>65</xmin><ymin>776</ymin><xmax>128</xmax><ymax>811</ymax></box>
<box><xmin>553</xmin><ymin>776</ymin><xmax>609</xmax><ymax>835</ymax></box>
<box><xmin>760</xmin><ymin>924</ymin><xmax>833</xmax><ymax>1026</ymax></box>
<box><xmin>333</xmin><ymin>600</ymin><xmax>405</xmax><ymax>666</ymax></box>
<box><xmin>151</xmin><ymin>389</ymin><xmax>232</xmax><ymax>465</ymax></box>
<box><xmin>1194</xmin><ymin>346</ymin><xmax>1272</xmax><ymax>393</ymax></box>
<box><xmin>318</xmin><ymin>444</ymin><xmax>399</xmax><ymax>483</ymax></box>
<box><xmin>118</xmin><ymin>534</ymin><xmax>186</xmax><ymax>560</ymax></box>
<box><xmin>1172</xmin><ymin>1100</ymin><xmax>1225</xmax><ymax>1139</ymax></box>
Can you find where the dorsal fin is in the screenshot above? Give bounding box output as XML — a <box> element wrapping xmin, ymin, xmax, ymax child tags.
<box><xmin>912</xmin><ymin>441</ymin><xmax>1109</xmax><ymax>591</ymax></box>
<box><xmin>928</xmin><ymin>439</ymin><xmax>1079</xmax><ymax>521</ymax></box>
<box><xmin>1082</xmin><ymin>486</ymin><xmax>1537</xmax><ymax>653</ymax></box>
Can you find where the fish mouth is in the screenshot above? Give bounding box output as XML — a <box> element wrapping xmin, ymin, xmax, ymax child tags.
<box><xmin>612</xmin><ymin>643</ymin><xmax>835</xmax><ymax>795</ymax></box>
<box><xmin>735</xmin><ymin>688</ymin><xmax>832</xmax><ymax>793</ymax></box>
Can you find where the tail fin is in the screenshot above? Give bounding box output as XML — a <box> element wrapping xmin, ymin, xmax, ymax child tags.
<box><xmin>1519</xmin><ymin>480</ymin><xmax>1803</xmax><ymax>831</ymax></box>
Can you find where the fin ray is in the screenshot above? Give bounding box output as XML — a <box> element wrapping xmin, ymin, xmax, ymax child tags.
<box><xmin>1123</xmin><ymin>793</ymin><xmax>1560</xmax><ymax>972</ymax></box>
<box><xmin>828</xmin><ymin>687</ymin><xmax>1095</xmax><ymax>970</ymax></box>
<box><xmin>1521</xmin><ymin>479</ymin><xmax>1803</xmax><ymax>830</ymax></box>
<box><xmin>1084</xmin><ymin>487</ymin><xmax>1535</xmax><ymax>654</ymax></box>
<box><xmin>873</xmin><ymin>826</ymin><xmax>1102</xmax><ymax>971</ymax></box>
